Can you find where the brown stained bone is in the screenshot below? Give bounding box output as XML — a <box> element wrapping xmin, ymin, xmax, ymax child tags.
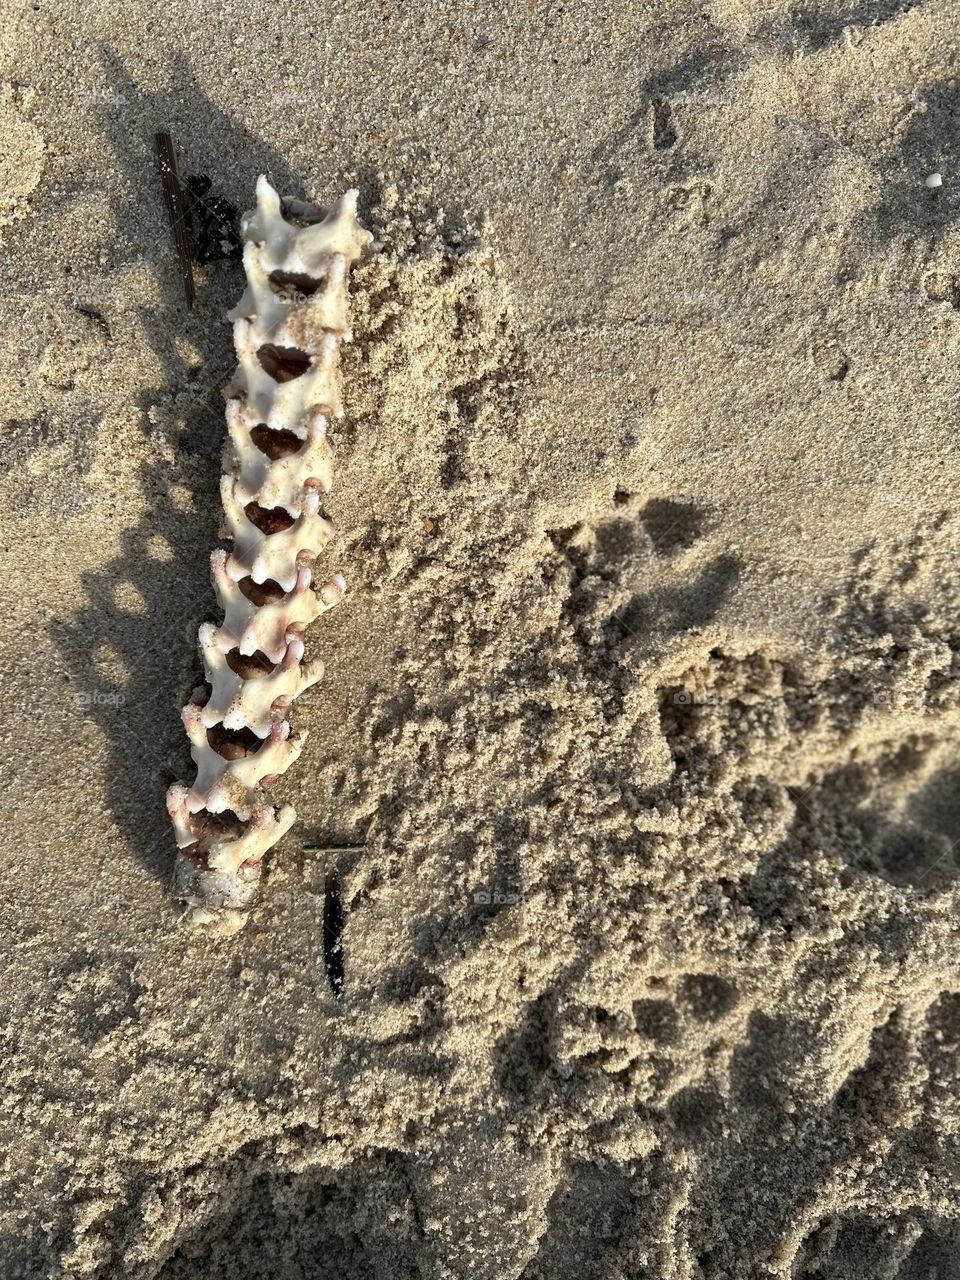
<box><xmin>196</xmin><ymin>809</ymin><xmax>247</xmax><ymax>842</ymax></box>
<box><xmin>268</xmin><ymin>269</ymin><xmax>324</xmax><ymax>297</ymax></box>
<box><xmin>181</xmin><ymin>809</ymin><xmax>250</xmax><ymax>861</ymax></box>
<box><xmin>207</xmin><ymin>724</ymin><xmax>264</xmax><ymax>760</ymax></box>
<box><xmin>178</xmin><ymin>843</ymin><xmax>210</xmax><ymax>869</ymax></box>
<box><xmin>243</xmin><ymin>502</ymin><xmax>297</xmax><ymax>535</ymax></box>
<box><xmin>225</xmin><ymin>648</ymin><xmax>277</xmax><ymax>679</ymax></box>
<box><xmin>280</xmin><ymin>197</ymin><xmax>327</xmax><ymax>225</ymax></box>
<box><xmin>237</xmin><ymin>575</ymin><xmax>287</xmax><ymax>605</ymax></box>
<box><xmin>256</xmin><ymin>344</ymin><xmax>311</xmax><ymax>383</ymax></box>
<box><xmin>250</xmin><ymin>424</ymin><xmax>305</xmax><ymax>459</ymax></box>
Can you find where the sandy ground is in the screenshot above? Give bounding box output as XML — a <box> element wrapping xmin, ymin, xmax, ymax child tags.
<box><xmin>2</xmin><ymin>1</ymin><xmax>960</xmax><ymax>1276</ymax></box>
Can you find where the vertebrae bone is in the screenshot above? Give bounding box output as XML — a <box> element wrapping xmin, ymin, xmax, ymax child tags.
<box><xmin>167</xmin><ymin>176</ymin><xmax>370</xmax><ymax>918</ymax></box>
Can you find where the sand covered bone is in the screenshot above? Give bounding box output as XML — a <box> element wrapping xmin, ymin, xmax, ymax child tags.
<box><xmin>167</xmin><ymin>176</ymin><xmax>371</xmax><ymax>917</ymax></box>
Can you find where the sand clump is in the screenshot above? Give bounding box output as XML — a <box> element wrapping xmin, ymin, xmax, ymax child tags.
<box><xmin>0</xmin><ymin>82</ymin><xmax>43</xmax><ymax>235</ymax></box>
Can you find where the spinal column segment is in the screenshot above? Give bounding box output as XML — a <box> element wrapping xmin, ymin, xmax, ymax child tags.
<box><xmin>167</xmin><ymin>176</ymin><xmax>370</xmax><ymax>915</ymax></box>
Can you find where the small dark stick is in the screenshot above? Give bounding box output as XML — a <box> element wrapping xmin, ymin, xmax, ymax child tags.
<box><xmin>304</xmin><ymin>844</ymin><xmax>364</xmax><ymax>999</ymax></box>
<box><xmin>303</xmin><ymin>844</ymin><xmax>366</xmax><ymax>855</ymax></box>
<box><xmin>322</xmin><ymin>871</ymin><xmax>345</xmax><ymax>999</ymax></box>
<box><xmin>154</xmin><ymin>131</ymin><xmax>196</xmax><ymax>307</ymax></box>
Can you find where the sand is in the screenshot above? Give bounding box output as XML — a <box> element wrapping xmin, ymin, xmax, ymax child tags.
<box><xmin>2</xmin><ymin>1</ymin><xmax>960</xmax><ymax>1276</ymax></box>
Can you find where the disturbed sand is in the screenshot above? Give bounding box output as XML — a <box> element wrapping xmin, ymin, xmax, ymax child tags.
<box><xmin>2</xmin><ymin>1</ymin><xmax>960</xmax><ymax>1276</ymax></box>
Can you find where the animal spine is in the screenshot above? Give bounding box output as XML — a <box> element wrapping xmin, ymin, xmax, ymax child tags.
<box><xmin>167</xmin><ymin>176</ymin><xmax>370</xmax><ymax>920</ymax></box>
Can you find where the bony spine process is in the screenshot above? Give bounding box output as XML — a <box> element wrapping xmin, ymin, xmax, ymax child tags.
<box><xmin>167</xmin><ymin>176</ymin><xmax>371</xmax><ymax>923</ymax></box>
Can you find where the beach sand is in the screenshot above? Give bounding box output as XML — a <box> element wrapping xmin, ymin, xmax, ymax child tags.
<box><xmin>2</xmin><ymin>1</ymin><xmax>960</xmax><ymax>1275</ymax></box>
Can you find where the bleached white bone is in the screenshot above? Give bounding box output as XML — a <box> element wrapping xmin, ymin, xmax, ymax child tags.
<box><xmin>166</xmin><ymin>178</ymin><xmax>371</xmax><ymax>917</ymax></box>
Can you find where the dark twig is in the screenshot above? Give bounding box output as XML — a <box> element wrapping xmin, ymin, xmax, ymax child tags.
<box><xmin>322</xmin><ymin>870</ymin><xmax>346</xmax><ymax>1000</ymax></box>
<box><xmin>303</xmin><ymin>844</ymin><xmax>367</xmax><ymax>855</ymax></box>
<box><xmin>73</xmin><ymin>300</ymin><xmax>112</xmax><ymax>338</ymax></box>
<box><xmin>153</xmin><ymin>130</ymin><xmax>195</xmax><ymax>307</ymax></box>
<box><xmin>304</xmin><ymin>843</ymin><xmax>365</xmax><ymax>999</ymax></box>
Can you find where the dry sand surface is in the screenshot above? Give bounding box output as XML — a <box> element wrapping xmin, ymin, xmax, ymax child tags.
<box><xmin>2</xmin><ymin>1</ymin><xmax>960</xmax><ymax>1276</ymax></box>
